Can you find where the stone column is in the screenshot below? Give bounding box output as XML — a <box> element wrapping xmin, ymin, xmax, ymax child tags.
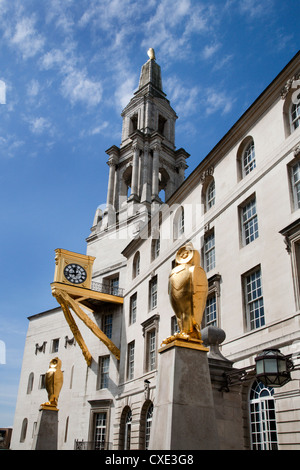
<box><xmin>106</xmin><ymin>159</ymin><xmax>116</xmax><ymax>208</ymax></box>
<box><xmin>152</xmin><ymin>144</ymin><xmax>160</xmax><ymax>202</ymax></box>
<box><xmin>130</xmin><ymin>144</ymin><xmax>140</xmax><ymax>201</ymax></box>
<box><xmin>141</xmin><ymin>143</ymin><xmax>150</xmax><ymax>204</ymax></box>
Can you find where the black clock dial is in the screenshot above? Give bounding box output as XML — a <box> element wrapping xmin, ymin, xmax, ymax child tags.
<box><xmin>64</xmin><ymin>263</ymin><xmax>87</xmax><ymax>284</ymax></box>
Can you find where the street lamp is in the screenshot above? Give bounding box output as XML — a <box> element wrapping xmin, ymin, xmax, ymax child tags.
<box><xmin>255</xmin><ymin>349</ymin><xmax>292</xmax><ymax>388</ymax></box>
<box><xmin>222</xmin><ymin>347</ymin><xmax>300</xmax><ymax>391</ymax></box>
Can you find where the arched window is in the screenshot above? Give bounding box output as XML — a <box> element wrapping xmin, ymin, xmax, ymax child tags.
<box><xmin>26</xmin><ymin>372</ymin><xmax>34</xmax><ymax>394</ymax></box>
<box><xmin>291</xmin><ymin>91</ymin><xmax>300</xmax><ymax>131</ymax></box>
<box><xmin>20</xmin><ymin>418</ymin><xmax>28</xmax><ymax>442</ymax></box>
<box><xmin>249</xmin><ymin>380</ymin><xmax>278</xmax><ymax>450</ymax></box>
<box><xmin>124</xmin><ymin>410</ymin><xmax>132</xmax><ymax>450</ymax></box>
<box><xmin>132</xmin><ymin>251</ymin><xmax>140</xmax><ymax>278</ymax></box>
<box><xmin>242</xmin><ymin>139</ymin><xmax>256</xmax><ymax>176</ymax></box>
<box><xmin>145</xmin><ymin>403</ymin><xmax>153</xmax><ymax>450</ymax></box>
<box><xmin>206</xmin><ymin>179</ymin><xmax>215</xmax><ymax>209</ymax></box>
<box><xmin>173</xmin><ymin>206</ymin><xmax>184</xmax><ymax>240</ymax></box>
<box><xmin>237</xmin><ymin>137</ymin><xmax>256</xmax><ymax>180</ymax></box>
<box><xmin>119</xmin><ymin>407</ymin><xmax>132</xmax><ymax>450</ymax></box>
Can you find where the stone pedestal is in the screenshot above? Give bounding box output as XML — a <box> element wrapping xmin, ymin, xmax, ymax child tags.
<box><xmin>31</xmin><ymin>407</ymin><xmax>58</xmax><ymax>450</ymax></box>
<box><xmin>149</xmin><ymin>340</ymin><xmax>219</xmax><ymax>450</ymax></box>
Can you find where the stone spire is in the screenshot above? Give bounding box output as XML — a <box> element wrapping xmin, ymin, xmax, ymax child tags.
<box><xmin>138</xmin><ymin>48</ymin><xmax>163</xmax><ymax>95</ymax></box>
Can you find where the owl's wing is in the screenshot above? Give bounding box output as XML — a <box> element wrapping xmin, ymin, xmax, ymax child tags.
<box><xmin>45</xmin><ymin>371</ymin><xmax>54</xmax><ymax>395</ymax></box>
<box><xmin>192</xmin><ymin>266</ymin><xmax>208</xmax><ymax>324</ymax></box>
<box><xmin>53</xmin><ymin>370</ymin><xmax>64</xmax><ymax>397</ymax></box>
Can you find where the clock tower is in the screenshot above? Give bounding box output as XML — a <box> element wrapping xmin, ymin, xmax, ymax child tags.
<box><xmin>89</xmin><ymin>49</ymin><xmax>189</xmax><ymax>233</ymax></box>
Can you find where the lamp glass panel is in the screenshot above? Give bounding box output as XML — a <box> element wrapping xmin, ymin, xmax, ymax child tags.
<box><xmin>264</xmin><ymin>358</ymin><xmax>278</xmax><ymax>374</ymax></box>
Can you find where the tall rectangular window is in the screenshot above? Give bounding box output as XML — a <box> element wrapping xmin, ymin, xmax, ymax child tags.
<box><xmin>147</xmin><ymin>330</ymin><xmax>156</xmax><ymax>371</ymax></box>
<box><xmin>241</xmin><ymin>197</ymin><xmax>259</xmax><ymax>245</ymax></box>
<box><xmin>93</xmin><ymin>412</ymin><xmax>107</xmax><ymax>450</ymax></box>
<box><xmin>205</xmin><ymin>295</ymin><xmax>217</xmax><ymax>327</ymax></box>
<box><xmin>130</xmin><ymin>293</ymin><xmax>137</xmax><ymax>324</ymax></box>
<box><xmin>204</xmin><ymin>232</ymin><xmax>215</xmax><ymax>272</ymax></box>
<box><xmin>292</xmin><ymin>161</ymin><xmax>300</xmax><ymax>209</ymax></box>
<box><xmin>244</xmin><ymin>267</ymin><xmax>265</xmax><ymax>330</ymax></box>
<box><xmin>149</xmin><ymin>276</ymin><xmax>157</xmax><ymax>310</ymax></box>
<box><xmin>98</xmin><ymin>356</ymin><xmax>110</xmax><ymax>389</ymax></box>
<box><xmin>103</xmin><ymin>314</ymin><xmax>113</xmax><ymax>339</ymax></box>
<box><xmin>127</xmin><ymin>341</ymin><xmax>135</xmax><ymax>380</ymax></box>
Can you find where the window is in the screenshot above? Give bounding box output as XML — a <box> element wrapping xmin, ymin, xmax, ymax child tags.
<box><xmin>241</xmin><ymin>196</ymin><xmax>259</xmax><ymax>245</ymax></box>
<box><xmin>27</xmin><ymin>372</ymin><xmax>34</xmax><ymax>394</ymax></box>
<box><xmin>204</xmin><ymin>295</ymin><xmax>217</xmax><ymax>327</ymax></box>
<box><xmin>93</xmin><ymin>412</ymin><xmax>107</xmax><ymax>450</ymax></box>
<box><xmin>127</xmin><ymin>341</ymin><xmax>135</xmax><ymax>380</ymax></box>
<box><xmin>20</xmin><ymin>418</ymin><xmax>28</xmax><ymax>443</ymax></box>
<box><xmin>149</xmin><ymin>275</ymin><xmax>158</xmax><ymax>310</ymax></box>
<box><xmin>103</xmin><ymin>314</ymin><xmax>113</xmax><ymax>339</ymax></box>
<box><xmin>39</xmin><ymin>374</ymin><xmax>46</xmax><ymax>389</ymax></box>
<box><xmin>145</xmin><ymin>403</ymin><xmax>153</xmax><ymax>450</ymax></box>
<box><xmin>97</xmin><ymin>356</ymin><xmax>110</xmax><ymax>389</ymax></box>
<box><xmin>171</xmin><ymin>315</ymin><xmax>180</xmax><ymax>335</ymax></box>
<box><xmin>133</xmin><ymin>251</ymin><xmax>140</xmax><ymax>278</ymax></box>
<box><xmin>178</xmin><ymin>207</ymin><xmax>184</xmax><ymax>235</ymax></box>
<box><xmin>124</xmin><ymin>410</ymin><xmax>132</xmax><ymax>450</ymax></box>
<box><xmin>244</xmin><ymin>267</ymin><xmax>265</xmax><ymax>330</ymax></box>
<box><xmin>242</xmin><ymin>140</ymin><xmax>256</xmax><ymax>176</ymax></box>
<box><xmin>51</xmin><ymin>338</ymin><xmax>59</xmax><ymax>353</ymax></box>
<box><xmin>151</xmin><ymin>237</ymin><xmax>160</xmax><ymax>260</ymax></box>
<box><xmin>147</xmin><ymin>330</ymin><xmax>156</xmax><ymax>371</ymax></box>
<box><xmin>206</xmin><ymin>180</ymin><xmax>215</xmax><ymax>209</ymax></box>
<box><xmin>204</xmin><ymin>231</ymin><xmax>215</xmax><ymax>272</ymax></box>
<box><xmin>249</xmin><ymin>380</ymin><xmax>278</xmax><ymax>450</ymax></box>
<box><xmin>237</xmin><ymin>137</ymin><xmax>255</xmax><ymax>180</ymax></box>
<box><xmin>130</xmin><ymin>293</ymin><xmax>137</xmax><ymax>324</ymax></box>
<box><xmin>280</xmin><ymin>219</ymin><xmax>300</xmax><ymax>309</ymax></box>
<box><xmin>141</xmin><ymin>314</ymin><xmax>159</xmax><ymax>373</ymax></box>
<box><xmin>290</xmin><ymin>91</ymin><xmax>300</xmax><ymax>131</ymax></box>
<box><xmin>292</xmin><ymin>161</ymin><xmax>300</xmax><ymax>210</ymax></box>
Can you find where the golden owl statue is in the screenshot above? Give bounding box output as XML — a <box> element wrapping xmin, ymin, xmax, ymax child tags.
<box><xmin>167</xmin><ymin>243</ymin><xmax>208</xmax><ymax>342</ymax></box>
<box><xmin>41</xmin><ymin>357</ymin><xmax>63</xmax><ymax>409</ymax></box>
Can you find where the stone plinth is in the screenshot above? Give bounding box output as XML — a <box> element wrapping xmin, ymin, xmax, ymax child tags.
<box><xmin>31</xmin><ymin>407</ymin><xmax>58</xmax><ymax>450</ymax></box>
<box><xmin>149</xmin><ymin>340</ymin><xmax>219</xmax><ymax>450</ymax></box>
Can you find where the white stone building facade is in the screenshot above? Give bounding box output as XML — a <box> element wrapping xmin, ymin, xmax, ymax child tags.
<box><xmin>11</xmin><ymin>51</ymin><xmax>300</xmax><ymax>450</ymax></box>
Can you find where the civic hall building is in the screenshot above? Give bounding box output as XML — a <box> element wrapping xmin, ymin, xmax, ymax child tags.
<box><xmin>11</xmin><ymin>50</ymin><xmax>300</xmax><ymax>450</ymax></box>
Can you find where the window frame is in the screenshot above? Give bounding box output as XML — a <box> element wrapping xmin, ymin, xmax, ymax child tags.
<box><xmin>240</xmin><ymin>195</ymin><xmax>259</xmax><ymax>246</ymax></box>
<box><xmin>204</xmin><ymin>230</ymin><xmax>216</xmax><ymax>272</ymax></box>
<box><xmin>149</xmin><ymin>275</ymin><xmax>158</xmax><ymax>311</ymax></box>
<box><xmin>242</xmin><ymin>266</ymin><xmax>265</xmax><ymax>331</ymax></box>
<box><xmin>127</xmin><ymin>341</ymin><xmax>135</xmax><ymax>381</ymax></box>
<box><xmin>129</xmin><ymin>292</ymin><xmax>137</xmax><ymax>324</ymax></box>
<box><xmin>97</xmin><ymin>355</ymin><xmax>110</xmax><ymax>390</ymax></box>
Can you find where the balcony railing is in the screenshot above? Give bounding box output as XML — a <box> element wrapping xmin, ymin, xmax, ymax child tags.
<box><xmin>74</xmin><ymin>439</ymin><xmax>112</xmax><ymax>450</ymax></box>
<box><xmin>91</xmin><ymin>281</ymin><xmax>124</xmax><ymax>297</ymax></box>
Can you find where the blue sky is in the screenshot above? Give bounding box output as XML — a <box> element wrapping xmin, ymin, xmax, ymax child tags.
<box><xmin>0</xmin><ymin>0</ymin><xmax>299</xmax><ymax>428</ymax></box>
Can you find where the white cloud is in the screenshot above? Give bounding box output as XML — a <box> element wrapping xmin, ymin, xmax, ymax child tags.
<box><xmin>61</xmin><ymin>69</ymin><xmax>103</xmax><ymax>107</ymax></box>
<box><xmin>26</xmin><ymin>79</ymin><xmax>40</xmax><ymax>98</ymax></box>
<box><xmin>202</xmin><ymin>43</ymin><xmax>221</xmax><ymax>60</ymax></box>
<box><xmin>24</xmin><ymin>116</ymin><xmax>53</xmax><ymax>135</ymax></box>
<box><xmin>40</xmin><ymin>46</ymin><xmax>102</xmax><ymax>107</ymax></box>
<box><xmin>204</xmin><ymin>88</ymin><xmax>234</xmax><ymax>116</ymax></box>
<box><xmin>165</xmin><ymin>76</ymin><xmax>200</xmax><ymax>117</ymax></box>
<box><xmin>8</xmin><ymin>15</ymin><xmax>45</xmax><ymax>59</ymax></box>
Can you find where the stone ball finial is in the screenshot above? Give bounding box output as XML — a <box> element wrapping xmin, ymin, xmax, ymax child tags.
<box><xmin>147</xmin><ymin>48</ymin><xmax>156</xmax><ymax>60</ymax></box>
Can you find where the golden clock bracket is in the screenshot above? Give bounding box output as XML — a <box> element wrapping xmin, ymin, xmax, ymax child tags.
<box><xmin>51</xmin><ymin>282</ymin><xmax>122</xmax><ymax>365</ymax></box>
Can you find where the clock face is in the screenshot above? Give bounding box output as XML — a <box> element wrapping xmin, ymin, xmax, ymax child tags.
<box><xmin>64</xmin><ymin>263</ymin><xmax>87</xmax><ymax>284</ymax></box>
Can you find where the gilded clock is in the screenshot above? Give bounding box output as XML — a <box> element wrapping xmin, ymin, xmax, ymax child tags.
<box><xmin>64</xmin><ymin>263</ymin><xmax>87</xmax><ymax>284</ymax></box>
